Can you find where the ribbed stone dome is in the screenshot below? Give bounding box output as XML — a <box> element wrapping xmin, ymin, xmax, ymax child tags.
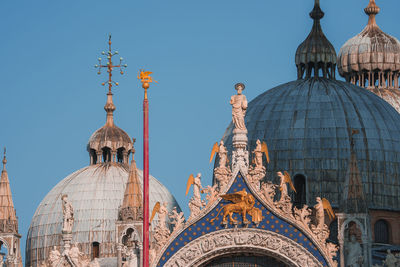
<box><xmin>222</xmin><ymin>78</ymin><xmax>400</xmax><ymax>211</ymax></box>
<box><xmin>337</xmin><ymin>0</ymin><xmax>400</xmax><ymax>96</ymax></box>
<box><xmin>338</xmin><ymin>26</ymin><xmax>400</xmax><ymax>74</ymax></box>
<box><xmin>88</xmin><ymin>125</ymin><xmax>133</xmax><ymax>152</ymax></box>
<box><xmin>26</xmin><ymin>163</ymin><xmax>180</xmax><ymax>267</ymax></box>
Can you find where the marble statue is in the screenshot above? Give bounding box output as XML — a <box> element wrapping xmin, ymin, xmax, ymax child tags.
<box><xmin>253</xmin><ymin>140</ymin><xmax>264</xmax><ymax>169</ymax></box>
<box><xmin>218</xmin><ymin>141</ymin><xmax>228</xmax><ymax>168</ymax></box>
<box><xmin>157</xmin><ymin>202</ymin><xmax>169</xmax><ymax>230</ymax></box>
<box><xmin>277</xmin><ymin>172</ymin><xmax>290</xmax><ymax>201</ymax></box>
<box><xmin>230</xmin><ymin>83</ymin><xmax>248</xmax><ymax>131</ymax></box>
<box><xmin>68</xmin><ymin>243</ymin><xmax>83</xmax><ymax>267</ymax></box>
<box><xmin>314</xmin><ymin>197</ymin><xmax>325</xmax><ymax>229</ymax></box>
<box><xmin>192</xmin><ymin>173</ymin><xmax>202</xmax><ymax>201</ymax></box>
<box><xmin>61</xmin><ymin>194</ymin><xmax>74</xmax><ymax>233</ymax></box>
<box><xmin>49</xmin><ymin>246</ymin><xmax>61</xmax><ymax>267</ymax></box>
<box><xmin>169</xmin><ymin>207</ymin><xmax>185</xmax><ymax>232</ymax></box>
<box><xmin>345</xmin><ymin>235</ymin><xmax>363</xmax><ymax>267</ymax></box>
<box><xmin>186</xmin><ymin>173</ymin><xmax>206</xmax><ymax>220</ymax></box>
<box><xmin>123</xmin><ymin>250</ymin><xmax>138</xmax><ymax>267</ymax></box>
<box><xmin>383</xmin><ymin>250</ymin><xmax>398</xmax><ymax>267</ymax></box>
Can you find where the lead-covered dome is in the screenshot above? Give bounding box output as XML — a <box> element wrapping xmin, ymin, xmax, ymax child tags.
<box><xmin>338</xmin><ymin>0</ymin><xmax>400</xmax><ymax>112</ymax></box>
<box><xmin>222</xmin><ymin>78</ymin><xmax>400</xmax><ymax>211</ymax></box>
<box><xmin>26</xmin><ymin>163</ymin><xmax>180</xmax><ymax>266</ymax></box>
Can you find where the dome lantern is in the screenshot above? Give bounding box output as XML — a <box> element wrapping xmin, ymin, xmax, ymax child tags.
<box><xmin>295</xmin><ymin>0</ymin><xmax>337</xmax><ymax>80</ymax></box>
<box><xmin>338</xmin><ymin>0</ymin><xmax>400</xmax><ymax>92</ymax></box>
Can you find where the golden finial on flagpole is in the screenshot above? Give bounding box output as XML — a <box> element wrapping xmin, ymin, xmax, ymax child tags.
<box><xmin>138</xmin><ymin>69</ymin><xmax>157</xmax><ymax>99</ymax></box>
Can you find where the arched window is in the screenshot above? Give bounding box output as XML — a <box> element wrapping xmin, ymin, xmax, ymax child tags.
<box><xmin>92</xmin><ymin>242</ymin><xmax>100</xmax><ymax>259</ymax></box>
<box><xmin>117</xmin><ymin>148</ymin><xmax>125</xmax><ymax>163</ymax></box>
<box><xmin>102</xmin><ymin>147</ymin><xmax>111</xmax><ymax>163</ymax></box>
<box><xmin>122</xmin><ymin>228</ymin><xmax>134</xmax><ymax>247</ymax></box>
<box><xmin>293</xmin><ymin>174</ymin><xmax>306</xmax><ymax>208</ymax></box>
<box><xmin>374</xmin><ymin>219</ymin><xmax>390</xmax><ymax>244</ymax></box>
<box><xmin>90</xmin><ymin>149</ymin><xmax>97</xmax><ymax>165</ymax></box>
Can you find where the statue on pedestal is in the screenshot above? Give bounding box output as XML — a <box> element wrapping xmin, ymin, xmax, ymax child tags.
<box><xmin>186</xmin><ymin>173</ymin><xmax>205</xmax><ymax>220</ymax></box>
<box><xmin>230</xmin><ymin>83</ymin><xmax>248</xmax><ymax>131</ymax></box>
<box><xmin>277</xmin><ymin>171</ymin><xmax>296</xmax><ymax>202</ymax></box>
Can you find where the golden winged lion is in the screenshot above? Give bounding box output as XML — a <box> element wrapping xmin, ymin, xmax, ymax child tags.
<box><xmin>210</xmin><ymin>189</ymin><xmax>262</xmax><ymax>225</ymax></box>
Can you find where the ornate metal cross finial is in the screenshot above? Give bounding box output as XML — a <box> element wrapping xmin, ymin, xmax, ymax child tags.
<box><xmin>95</xmin><ymin>35</ymin><xmax>128</xmax><ymax>93</ymax></box>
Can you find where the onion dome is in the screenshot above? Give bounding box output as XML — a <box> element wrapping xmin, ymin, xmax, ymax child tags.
<box><xmin>295</xmin><ymin>0</ymin><xmax>337</xmax><ymax>80</ymax></box>
<box><xmin>88</xmin><ymin>91</ymin><xmax>133</xmax><ymax>165</ymax></box>
<box><xmin>338</xmin><ymin>0</ymin><xmax>400</xmax><ymax>100</ymax></box>
<box><xmin>26</xmin><ymin>163</ymin><xmax>180</xmax><ymax>266</ymax></box>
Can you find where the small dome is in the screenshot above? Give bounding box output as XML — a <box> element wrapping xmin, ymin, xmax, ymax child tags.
<box><xmin>295</xmin><ymin>0</ymin><xmax>337</xmax><ymax>80</ymax></box>
<box><xmin>26</xmin><ymin>163</ymin><xmax>181</xmax><ymax>266</ymax></box>
<box><xmin>87</xmin><ymin>92</ymin><xmax>133</xmax><ymax>165</ymax></box>
<box><xmin>88</xmin><ymin>125</ymin><xmax>132</xmax><ymax>152</ymax></box>
<box><xmin>338</xmin><ymin>0</ymin><xmax>400</xmax><ymax>90</ymax></box>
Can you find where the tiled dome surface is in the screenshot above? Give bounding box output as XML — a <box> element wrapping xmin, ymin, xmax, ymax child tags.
<box><xmin>222</xmin><ymin>78</ymin><xmax>400</xmax><ymax>211</ymax></box>
<box><xmin>26</xmin><ymin>163</ymin><xmax>180</xmax><ymax>266</ymax></box>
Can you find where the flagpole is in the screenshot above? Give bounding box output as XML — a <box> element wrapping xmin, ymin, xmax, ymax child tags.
<box><xmin>138</xmin><ymin>70</ymin><xmax>155</xmax><ymax>267</ymax></box>
<box><xmin>143</xmin><ymin>88</ymin><xmax>149</xmax><ymax>267</ymax></box>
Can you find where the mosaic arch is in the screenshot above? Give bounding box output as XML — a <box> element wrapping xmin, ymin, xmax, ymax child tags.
<box><xmin>154</xmin><ymin>172</ymin><xmax>335</xmax><ymax>267</ymax></box>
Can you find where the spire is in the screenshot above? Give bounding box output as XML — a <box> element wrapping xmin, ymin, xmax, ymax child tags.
<box><xmin>365</xmin><ymin>0</ymin><xmax>380</xmax><ymax>27</ymax></box>
<box><xmin>341</xmin><ymin>130</ymin><xmax>368</xmax><ymax>214</ymax></box>
<box><xmin>295</xmin><ymin>0</ymin><xmax>337</xmax><ymax>80</ymax></box>
<box><xmin>94</xmin><ymin>35</ymin><xmax>128</xmax><ymax>127</ymax></box>
<box><xmin>2</xmin><ymin>147</ymin><xmax>6</xmax><ymax>171</ymax></box>
<box><xmin>0</xmin><ymin>148</ymin><xmax>16</xmax><ymax>221</ymax></box>
<box><xmin>120</xmin><ymin>139</ymin><xmax>143</xmax><ymax>221</ymax></box>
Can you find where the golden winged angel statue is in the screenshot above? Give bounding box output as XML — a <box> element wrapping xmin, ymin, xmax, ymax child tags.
<box><xmin>314</xmin><ymin>197</ymin><xmax>335</xmax><ymax>229</ymax></box>
<box><xmin>185</xmin><ymin>173</ymin><xmax>202</xmax><ymax>200</ymax></box>
<box><xmin>209</xmin><ymin>141</ymin><xmax>228</xmax><ymax>168</ymax></box>
<box><xmin>277</xmin><ymin>171</ymin><xmax>296</xmax><ymax>201</ymax></box>
<box><xmin>252</xmin><ymin>139</ymin><xmax>270</xmax><ymax>168</ymax></box>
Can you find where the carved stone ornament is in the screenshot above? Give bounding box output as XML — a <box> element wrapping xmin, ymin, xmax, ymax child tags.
<box><xmin>247</xmin><ymin>165</ymin><xmax>266</xmax><ymax>190</ymax></box>
<box><xmin>160</xmin><ymin>228</ymin><xmax>321</xmax><ymax>267</ymax></box>
<box><xmin>214</xmin><ymin>166</ymin><xmax>232</xmax><ymax>192</ymax></box>
<box><xmin>44</xmin><ymin>244</ymin><xmax>99</xmax><ymax>267</ymax></box>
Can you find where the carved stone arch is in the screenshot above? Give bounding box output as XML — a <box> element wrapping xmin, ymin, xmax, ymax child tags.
<box><xmin>120</xmin><ymin>226</ymin><xmax>140</xmax><ymax>245</ymax></box>
<box><xmin>161</xmin><ymin>229</ymin><xmax>321</xmax><ymax>267</ymax></box>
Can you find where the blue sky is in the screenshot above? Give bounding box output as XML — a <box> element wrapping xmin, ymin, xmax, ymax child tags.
<box><xmin>1</xmin><ymin>0</ymin><xmax>399</xmax><ymax>261</ymax></box>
